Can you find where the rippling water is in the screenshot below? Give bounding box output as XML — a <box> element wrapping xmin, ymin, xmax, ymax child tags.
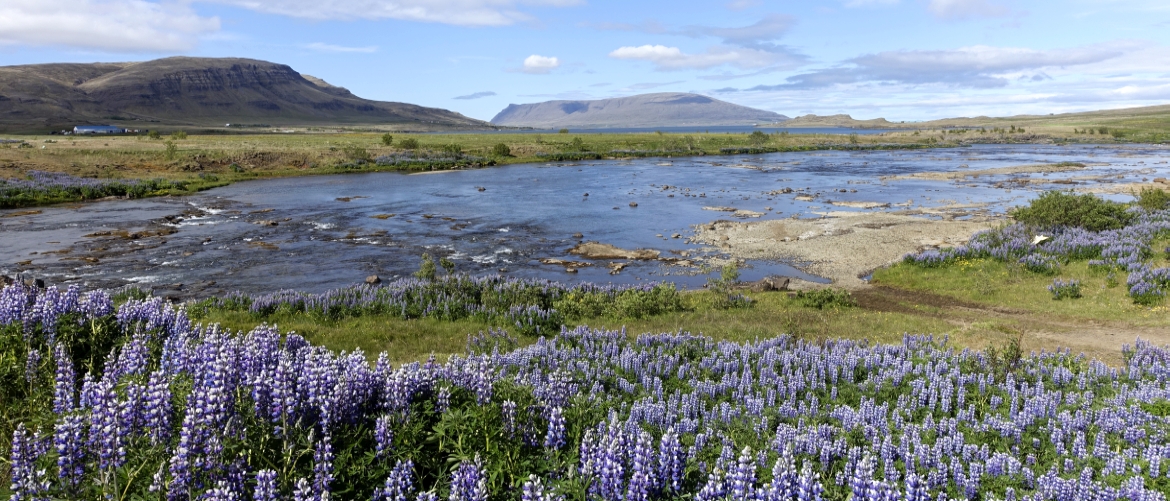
<box><xmin>2</xmin><ymin>143</ymin><xmax>1167</xmax><ymax>298</ymax></box>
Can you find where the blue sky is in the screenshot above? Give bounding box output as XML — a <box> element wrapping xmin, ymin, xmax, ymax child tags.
<box><xmin>2</xmin><ymin>0</ymin><xmax>1169</xmax><ymax>122</ymax></box>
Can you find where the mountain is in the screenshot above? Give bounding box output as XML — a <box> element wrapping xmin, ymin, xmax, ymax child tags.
<box><xmin>490</xmin><ymin>93</ymin><xmax>789</xmax><ymax>128</ymax></box>
<box><xmin>780</xmin><ymin>114</ymin><xmax>898</xmax><ymax>128</ymax></box>
<box><xmin>0</xmin><ymin>57</ymin><xmax>490</xmax><ymax>132</ymax></box>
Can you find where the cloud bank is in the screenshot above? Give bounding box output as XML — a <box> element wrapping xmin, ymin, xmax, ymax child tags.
<box><xmin>0</xmin><ymin>0</ymin><xmax>220</xmax><ymax>52</ymax></box>
<box><xmin>454</xmin><ymin>91</ymin><xmax>497</xmax><ymax>100</ymax></box>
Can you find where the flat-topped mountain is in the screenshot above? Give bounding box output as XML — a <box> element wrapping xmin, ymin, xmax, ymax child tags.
<box><xmin>491</xmin><ymin>93</ymin><xmax>789</xmax><ymax>128</ymax></box>
<box><xmin>0</xmin><ymin>57</ymin><xmax>489</xmax><ymax>132</ymax></box>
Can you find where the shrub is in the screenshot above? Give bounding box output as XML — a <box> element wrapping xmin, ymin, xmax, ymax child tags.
<box><xmin>413</xmin><ymin>253</ymin><xmax>437</xmax><ymax>281</ymax></box>
<box><xmin>170</xmin><ymin>130</ymin><xmax>187</xmax><ymax>140</ymax></box>
<box><xmin>491</xmin><ymin>143</ymin><xmax>511</xmax><ymax>157</ymax></box>
<box><xmin>341</xmin><ymin>145</ymin><xmax>370</xmax><ymax>162</ymax></box>
<box><xmin>1019</xmin><ymin>254</ymin><xmax>1059</xmax><ymax>275</ymax></box>
<box><xmin>558</xmin><ymin>128</ymin><xmax>568</xmax><ymax>134</ymax></box>
<box><xmin>748</xmin><ymin>130</ymin><xmax>769</xmax><ymax>146</ymax></box>
<box><xmin>147</xmin><ymin>130</ymin><xmax>161</xmax><ymax>139</ymax></box>
<box><xmin>1048</xmin><ymin>278</ymin><xmax>1082</xmax><ymax>300</ymax></box>
<box><xmin>380</xmin><ymin>133</ymin><xmax>393</xmax><ymax>146</ymax></box>
<box><xmin>792</xmin><ymin>288</ymin><xmax>856</xmax><ymax>309</ymax></box>
<box><xmin>441</xmin><ymin>143</ymin><xmax>463</xmax><ymax>156</ymax></box>
<box><xmin>706</xmin><ymin>262</ymin><xmax>751</xmax><ymax>309</ymax></box>
<box><xmin>1135</xmin><ymin>187</ymin><xmax>1170</xmax><ymax>212</ymax></box>
<box><xmin>398</xmin><ymin>138</ymin><xmax>420</xmax><ymax>150</ymax></box>
<box><xmin>1009</xmin><ymin>191</ymin><xmax>1133</xmax><ymax>231</ymax></box>
<box><xmin>163</xmin><ymin>140</ymin><xmax>178</xmax><ymax>160</ymax></box>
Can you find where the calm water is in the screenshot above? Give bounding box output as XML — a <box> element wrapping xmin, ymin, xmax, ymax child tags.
<box><xmin>2</xmin><ymin>143</ymin><xmax>1167</xmax><ymax>298</ymax></box>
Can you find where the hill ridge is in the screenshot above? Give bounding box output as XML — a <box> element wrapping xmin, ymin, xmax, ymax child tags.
<box><xmin>0</xmin><ymin>56</ymin><xmax>489</xmax><ymax>132</ymax></box>
<box><xmin>491</xmin><ymin>92</ymin><xmax>789</xmax><ymax>128</ymax></box>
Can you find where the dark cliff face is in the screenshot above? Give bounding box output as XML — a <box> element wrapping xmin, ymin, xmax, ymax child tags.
<box><xmin>0</xmin><ymin>57</ymin><xmax>488</xmax><ymax>130</ymax></box>
<box><xmin>490</xmin><ymin>92</ymin><xmax>789</xmax><ymax>128</ymax></box>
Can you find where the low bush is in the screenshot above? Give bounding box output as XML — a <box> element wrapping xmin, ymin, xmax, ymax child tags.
<box><xmin>1136</xmin><ymin>187</ymin><xmax>1170</xmax><ymax>212</ymax></box>
<box><xmin>398</xmin><ymin>138</ymin><xmax>420</xmax><ymax>150</ymax></box>
<box><xmin>1048</xmin><ymin>278</ymin><xmax>1082</xmax><ymax>300</ymax></box>
<box><xmin>490</xmin><ymin>143</ymin><xmax>511</xmax><ymax>157</ymax></box>
<box><xmin>1009</xmin><ymin>191</ymin><xmax>1133</xmax><ymax>231</ymax></box>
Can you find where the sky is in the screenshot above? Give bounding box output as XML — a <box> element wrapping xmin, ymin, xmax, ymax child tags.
<box><xmin>1</xmin><ymin>0</ymin><xmax>1169</xmax><ymax>123</ymax></box>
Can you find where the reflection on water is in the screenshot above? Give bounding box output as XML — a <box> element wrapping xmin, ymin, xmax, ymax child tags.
<box><xmin>1</xmin><ymin>143</ymin><xmax>1167</xmax><ymax>298</ymax></box>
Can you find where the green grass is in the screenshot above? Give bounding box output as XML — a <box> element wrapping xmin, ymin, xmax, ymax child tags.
<box><xmin>192</xmin><ymin>288</ymin><xmax>972</xmax><ymax>365</ymax></box>
<box><xmin>872</xmin><ymin>255</ymin><xmax>1170</xmax><ymax>326</ymax></box>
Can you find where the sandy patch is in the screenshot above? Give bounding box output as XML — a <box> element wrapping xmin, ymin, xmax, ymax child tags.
<box><xmin>693</xmin><ymin>211</ymin><xmax>1001</xmax><ymax>289</ymax></box>
<box><xmin>569</xmin><ymin>242</ymin><xmax>661</xmax><ymax>260</ymax></box>
<box><xmin>882</xmin><ymin>162</ymin><xmax>1092</xmax><ymax>181</ymax></box>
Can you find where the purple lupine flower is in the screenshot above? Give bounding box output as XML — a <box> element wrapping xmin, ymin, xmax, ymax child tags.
<box><xmin>448</xmin><ymin>456</ymin><xmax>487</xmax><ymax>501</ymax></box>
<box><xmin>202</xmin><ymin>480</ymin><xmax>241</xmax><ymax>501</ymax></box>
<box><xmin>25</xmin><ymin>348</ymin><xmax>41</xmax><ymax>385</ymax></box>
<box><xmin>313</xmin><ymin>435</ymin><xmax>335</xmax><ymax>500</ymax></box>
<box><xmin>521</xmin><ymin>475</ymin><xmax>564</xmax><ymax>501</ymax></box>
<box><xmin>502</xmin><ymin>400</ymin><xmax>517</xmax><ymax>437</ymax></box>
<box><xmin>10</xmin><ymin>424</ymin><xmax>50</xmax><ymax>501</ymax></box>
<box><xmin>376</xmin><ymin>415</ymin><xmax>395</xmax><ymax>458</ymax></box>
<box><xmin>376</xmin><ymin>460</ymin><xmax>415</xmax><ymax>501</ymax></box>
<box><xmin>54</xmin><ymin>413</ymin><xmax>85</xmax><ymax>491</ymax></box>
<box><xmin>53</xmin><ymin>343</ymin><xmax>75</xmax><ymax>414</ymax></box>
<box><xmin>659</xmin><ymin>427</ymin><xmax>684</xmax><ymax>494</ymax></box>
<box><xmin>436</xmin><ymin>386</ymin><xmax>451</xmax><ymax>414</ymax></box>
<box><xmin>544</xmin><ymin>406</ymin><xmax>565</xmax><ymax>450</ymax></box>
<box><xmin>292</xmin><ymin>478</ymin><xmax>314</xmax><ymax>501</ymax></box>
<box><xmin>728</xmin><ymin>446</ymin><xmax>757</xmax><ymax>501</ymax></box>
<box><xmin>254</xmin><ymin>470</ymin><xmax>279</xmax><ymax>501</ymax></box>
<box><xmin>625</xmin><ymin>430</ymin><xmax>656</xmax><ymax>501</ymax></box>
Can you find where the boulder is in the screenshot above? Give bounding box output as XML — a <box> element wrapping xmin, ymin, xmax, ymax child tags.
<box><xmin>24</xmin><ymin>278</ymin><xmax>45</xmax><ymax>289</ymax></box>
<box><xmin>365</xmin><ymin>275</ymin><xmax>381</xmax><ymax>285</ymax></box>
<box><xmin>748</xmin><ymin>276</ymin><xmax>790</xmax><ymax>292</ymax></box>
<box><xmin>0</xmin><ymin>275</ymin><xmax>13</xmax><ymax>286</ymax></box>
<box><xmin>629</xmin><ymin>202</ymin><xmax>638</xmax><ymax>207</ymax></box>
<box><xmin>570</xmin><ymin>242</ymin><xmax>660</xmax><ymax>260</ymax></box>
<box><xmin>1155</xmin><ymin>178</ymin><xmax>1169</xmax><ymax>185</ymax></box>
<box><xmin>572</xmin><ymin>233</ymin><xmax>584</xmax><ymax>239</ymax></box>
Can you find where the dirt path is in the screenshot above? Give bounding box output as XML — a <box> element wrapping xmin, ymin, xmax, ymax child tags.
<box><xmin>854</xmin><ymin>286</ymin><xmax>1170</xmax><ymax>364</ymax></box>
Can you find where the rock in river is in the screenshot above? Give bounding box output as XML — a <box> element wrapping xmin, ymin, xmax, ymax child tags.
<box><xmin>569</xmin><ymin>242</ymin><xmax>661</xmax><ymax>260</ymax></box>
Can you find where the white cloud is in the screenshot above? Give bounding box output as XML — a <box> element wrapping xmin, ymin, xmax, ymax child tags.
<box><xmin>844</xmin><ymin>0</ymin><xmax>899</xmax><ymax>7</ymax></box>
<box><xmin>522</xmin><ymin>54</ymin><xmax>560</xmax><ymax>74</ymax></box>
<box><xmin>304</xmin><ymin>42</ymin><xmax>378</xmax><ymax>53</ymax></box>
<box><xmin>927</xmin><ymin>0</ymin><xmax>1010</xmax><ymax>20</ymax></box>
<box><xmin>453</xmin><ymin>91</ymin><xmax>496</xmax><ymax>99</ymax></box>
<box><xmin>0</xmin><ymin>0</ymin><xmax>219</xmax><ymax>52</ymax></box>
<box><xmin>208</xmin><ymin>0</ymin><xmax>581</xmax><ymax>26</ymax></box>
<box><xmin>609</xmin><ymin>44</ymin><xmax>787</xmax><ymax>71</ymax></box>
<box><xmin>750</xmin><ymin>43</ymin><xmax>1129</xmax><ymax>90</ymax></box>
<box><xmin>726</xmin><ymin>0</ymin><xmax>761</xmax><ymax>10</ymax></box>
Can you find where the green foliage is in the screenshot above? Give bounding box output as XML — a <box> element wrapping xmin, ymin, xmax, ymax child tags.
<box><xmin>440</xmin><ymin>144</ymin><xmax>463</xmax><ymax>156</ymax></box>
<box><xmin>163</xmin><ymin>140</ymin><xmax>178</xmax><ymax>161</ymax></box>
<box><xmin>490</xmin><ymin>143</ymin><xmax>512</xmax><ymax>157</ymax></box>
<box><xmin>748</xmin><ymin>130</ymin><xmax>769</xmax><ymax>146</ymax></box>
<box><xmin>414</xmin><ymin>253</ymin><xmax>437</xmax><ymax>281</ymax></box>
<box><xmin>792</xmin><ymin>288</ymin><xmax>857</xmax><ymax>310</ymax></box>
<box><xmin>558</xmin><ymin>128</ymin><xmax>569</xmax><ymax>134</ymax></box>
<box><xmin>848</xmin><ymin>133</ymin><xmax>859</xmax><ymax>144</ymax></box>
<box><xmin>1009</xmin><ymin>191</ymin><xmax>1133</xmax><ymax>231</ymax></box>
<box><xmin>169</xmin><ymin>130</ymin><xmax>188</xmax><ymax>140</ymax></box>
<box><xmin>399</xmin><ymin>138</ymin><xmax>420</xmax><ymax>150</ymax></box>
<box><xmin>147</xmin><ymin>130</ymin><xmax>162</xmax><ymax>140</ymax></box>
<box><xmin>568</xmin><ymin>137</ymin><xmax>586</xmax><ymax>152</ymax></box>
<box><xmin>985</xmin><ymin>335</ymin><xmax>1023</xmax><ymax>382</ymax></box>
<box><xmin>1135</xmin><ymin>187</ymin><xmax>1170</xmax><ymax>212</ymax></box>
<box><xmin>341</xmin><ymin>145</ymin><xmax>371</xmax><ymax>162</ymax></box>
<box><xmin>705</xmin><ymin>262</ymin><xmax>752</xmax><ymax>309</ymax></box>
<box><xmin>381</xmin><ymin>133</ymin><xmax>394</xmax><ymax>146</ymax></box>
<box><xmin>553</xmin><ymin>285</ymin><xmax>683</xmax><ymax>319</ymax></box>
<box><xmin>439</xmin><ymin>256</ymin><xmax>456</xmax><ymax>276</ymax></box>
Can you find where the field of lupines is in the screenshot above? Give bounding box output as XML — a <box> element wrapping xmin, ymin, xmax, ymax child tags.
<box><xmin>196</xmin><ymin>275</ymin><xmax>685</xmax><ymax>337</ymax></box>
<box><xmin>902</xmin><ymin>206</ymin><xmax>1170</xmax><ymax>305</ymax></box>
<box><xmin>4</xmin><ymin>280</ymin><xmax>1170</xmax><ymax>501</ymax></box>
<box><xmin>0</xmin><ymin>171</ymin><xmax>188</xmax><ymax>208</ymax></box>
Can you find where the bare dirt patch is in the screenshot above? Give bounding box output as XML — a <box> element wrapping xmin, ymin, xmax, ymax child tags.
<box><xmin>693</xmin><ymin>211</ymin><xmax>1000</xmax><ymax>288</ymax></box>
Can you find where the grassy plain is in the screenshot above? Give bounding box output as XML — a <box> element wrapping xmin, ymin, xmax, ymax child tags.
<box><xmin>0</xmin><ymin>122</ymin><xmax>1152</xmax><ymax>198</ymax></box>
